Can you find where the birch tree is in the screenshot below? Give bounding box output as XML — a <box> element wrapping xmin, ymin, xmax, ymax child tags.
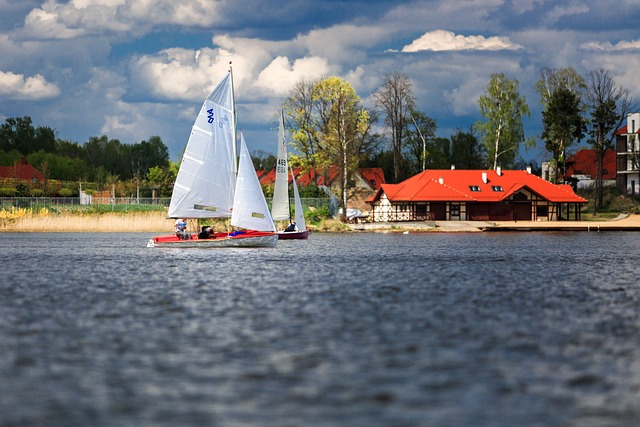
<box><xmin>475</xmin><ymin>73</ymin><xmax>531</xmax><ymax>170</ymax></box>
<box><xmin>313</xmin><ymin>77</ymin><xmax>370</xmax><ymax>221</ymax></box>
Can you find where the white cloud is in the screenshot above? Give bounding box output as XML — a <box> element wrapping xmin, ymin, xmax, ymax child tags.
<box><xmin>400</xmin><ymin>30</ymin><xmax>523</xmax><ymax>52</ymax></box>
<box><xmin>580</xmin><ymin>39</ymin><xmax>640</xmax><ymax>51</ymax></box>
<box><xmin>0</xmin><ymin>70</ymin><xmax>60</xmax><ymax>100</ymax></box>
<box><xmin>20</xmin><ymin>0</ymin><xmax>224</xmax><ymax>40</ymax></box>
<box><xmin>255</xmin><ymin>56</ymin><xmax>331</xmax><ymax>96</ymax></box>
<box><xmin>544</xmin><ymin>3</ymin><xmax>590</xmax><ymax>25</ymax></box>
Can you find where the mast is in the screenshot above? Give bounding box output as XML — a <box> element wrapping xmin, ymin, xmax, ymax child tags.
<box><xmin>283</xmin><ymin>110</ymin><xmax>292</xmax><ymax>224</ymax></box>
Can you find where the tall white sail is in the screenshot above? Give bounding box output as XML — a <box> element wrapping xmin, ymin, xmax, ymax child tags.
<box><xmin>167</xmin><ymin>71</ymin><xmax>236</xmax><ymax>218</ymax></box>
<box><xmin>291</xmin><ymin>168</ymin><xmax>306</xmax><ymax>231</ymax></box>
<box><xmin>271</xmin><ymin>111</ymin><xmax>290</xmax><ymax>221</ymax></box>
<box><xmin>231</xmin><ymin>133</ymin><xmax>276</xmax><ymax>232</ymax></box>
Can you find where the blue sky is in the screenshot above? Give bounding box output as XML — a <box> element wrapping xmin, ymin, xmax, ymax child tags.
<box><xmin>1</xmin><ymin>0</ymin><xmax>639</xmax><ymax>166</ymax></box>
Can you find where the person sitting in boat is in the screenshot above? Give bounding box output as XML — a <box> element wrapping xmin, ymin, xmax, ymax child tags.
<box><xmin>198</xmin><ymin>225</ymin><xmax>214</xmax><ymax>239</ymax></box>
<box><xmin>284</xmin><ymin>222</ymin><xmax>297</xmax><ymax>232</ymax></box>
<box><xmin>174</xmin><ymin>218</ymin><xmax>188</xmax><ymax>239</ymax></box>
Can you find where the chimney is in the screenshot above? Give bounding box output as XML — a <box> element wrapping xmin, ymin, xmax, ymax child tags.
<box><xmin>438</xmin><ymin>177</ymin><xmax>444</xmax><ymax>184</ymax></box>
<box><xmin>526</xmin><ymin>165</ymin><xmax>532</xmax><ymax>174</ymax></box>
<box><xmin>482</xmin><ymin>172</ymin><xmax>487</xmax><ymax>184</ymax></box>
<box><xmin>496</xmin><ymin>166</ymin><xmax>502</xmax><ymax>176</ymax></box>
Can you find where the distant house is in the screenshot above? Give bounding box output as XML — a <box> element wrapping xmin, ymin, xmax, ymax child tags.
<box><xmin>366</xmin><ymin>167</ymin><xmax>587</xmax><ymax>222</ymax></box>
<box><xmin>355</xmin><ymin>167</ymin><xmax>385</xmax><ymax>190</ymax></box>
<box><xmin>557</xmin><ymin>149</ymin><xmax>616</xmax><ymax>189</ymax></box>
<box><xmin>0</xmin><ymin>158</ymin><xmax>44</xmax><ymax>182</ymax></box>
<box><xmin>260</xmin><ymin>166</ymin><xmax>384</xmax><ymax>190</ymax></box>
<box><xmin>615</xmin><ymin>112</ymin><xmax>640</xmax><ymax>195</ymax></box>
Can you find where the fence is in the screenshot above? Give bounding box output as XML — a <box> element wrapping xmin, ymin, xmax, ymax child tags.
<box><xmin>0</xmin><ymin>197</ymin><xmax>334</xmax><ymax>214</ymax></box>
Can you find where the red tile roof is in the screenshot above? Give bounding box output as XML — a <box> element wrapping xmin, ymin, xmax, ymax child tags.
<box><xmin>0</xmin><ymin>159</ymin><xmax>44</xmax><ymax>181</ymax></box>
<box><xmin>259</xmin><ymin>166</ymin><xmax>341</xmax><ymax>187</ymax></box>
<box><xmin>563</xmin><ymin>149</ymin><xmax>616</xmax><ymax>180</ymax></box>
<box><xmin>358</xmin><ymin>167</ymin><xmax>385</xmax><ymax>190</ymax></box>
<box><xmin>367</xmin><ymin>169</ymin><xmax>587</xmax><ymax>204</ymax></box>
<box><xmin>616</xmin><ymin>125</ymin><xmax>640</xmax><ymax>135</ymax></box>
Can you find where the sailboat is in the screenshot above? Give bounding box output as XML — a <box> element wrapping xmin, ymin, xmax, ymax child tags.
<box><xmin>148</xmin><ymin>68</ymin><xmax>277</xmax><ymax>248</ymax></box>
<box><xmin>271</xmin><ymin>111</ymin><xmax>310</xmax><ymax>240</ymax></box>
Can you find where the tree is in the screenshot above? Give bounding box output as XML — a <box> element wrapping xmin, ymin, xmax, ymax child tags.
<box><xmin>450</xmin><ymin>128</ymin><xmax>486</xmax><ymax>169</ymax></box>
<box><xmin>541</xmin><ymin>87</ymin><xmax>586</xmax><ymax>182</ymax></box>
<box><xmin>284</xmin><ymin>79</ymin><xmax>321</xmax><ymax>170</ymax></box>
<box><xmin>535</xmin><ymin>67</ymin><xmax>586</xmax><ymax>107</ymax></box>
<box><xmin>585</xmin><ymin>68</ymin><xmax>635</xmax><ymax>211</ymax></box>
<box><xmin>475</xmin><ymin>73</ymin><xmax>532</xmax><ymax>170</ymax></box>
<box><xmin>312</xmin><ymin>76</ymin><xmax>371</xmax><ymax>220</ymax></box>
<box><xmin>404</xmin><ymin>109</ymin><xmax>437</xmax><ymax>176</ymax></box>
<box><xmin>373</xmin><ymin>72</ymin><xmax>415</xmax><ymax>183</ymax></box>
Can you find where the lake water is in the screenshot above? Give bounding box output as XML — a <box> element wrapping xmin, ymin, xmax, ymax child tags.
<box><xmin>1</xmin><ymin>231</ymin><xmax>639</xmax><ymax>427</ymax></box>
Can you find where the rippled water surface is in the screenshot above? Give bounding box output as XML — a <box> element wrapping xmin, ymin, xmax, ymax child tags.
<box><xmin>1</xmin><ymin>231</ymin><xmax>640</xmax><ymax>426</ymax></box>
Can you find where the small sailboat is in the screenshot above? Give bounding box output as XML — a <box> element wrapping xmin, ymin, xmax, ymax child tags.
<box><xmin>148</xmin><ymin>68</ymin><xmax>277</xmax><ymax>248</ymax></box>
<box><xmin>271</xmin><ymin>111</ymin><xmax>309</xmax><ymax>240</ymax></box>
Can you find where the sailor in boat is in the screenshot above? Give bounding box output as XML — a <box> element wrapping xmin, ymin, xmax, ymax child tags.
<box><xmin>284</xmin><ymin>221</ymin><xmax>297</xmax><ymax>232</ymax></box>
<box><xmin>198</xmin><ymin>225</ymin><xmax>214</xmax><ymax>239</ymax></box>
<box><xmin>174</xmin><ymin>218</ymin><xmax>189</xmax><ymax>239</ymax></box>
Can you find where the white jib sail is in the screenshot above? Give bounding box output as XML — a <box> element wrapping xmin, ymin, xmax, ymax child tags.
<box><xmin>271</xmin><ymin>111</ymin><xmax>290</xmax><ymax>221</ymax></box>
<box><xmin>291</xmin><ymin>167</ymin><xmax>306</xmax><ymax>230</ymax></box>
<box><xmin>230</xmin><ymin>133</ymin><xmax>276</xmax><ymax>232</ymax></box>
<box><xmin>167</xmin><ymin>71</ymin><xmax>236</xmax><ymax>219</ymax></box>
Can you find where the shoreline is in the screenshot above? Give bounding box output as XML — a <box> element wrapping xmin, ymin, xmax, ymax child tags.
<box><xmin>3</xmin><ymin>211</ymin><xmax>640</xmax><ymax>233</ymax></box>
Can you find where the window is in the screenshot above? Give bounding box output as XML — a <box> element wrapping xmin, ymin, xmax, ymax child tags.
<box><xmin>491</xmin><ymin>186</ymin><xmax>503</xmax><ymax>192</ymax></box>
<box><xmin>451</xmin><ymin>205</ymin><xmax>460</xmax><ymax>216</ymax></box>
<box><xmin>468</xmin><ymin>185</ymin><xmax>481</xmax><ymax>192</ymax></box>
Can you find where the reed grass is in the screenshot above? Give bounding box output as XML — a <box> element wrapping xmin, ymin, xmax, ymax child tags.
<box><xmin>0</xmin><ymin>210</ymin><xmax>174</xmax><ymax>232</ymax></box>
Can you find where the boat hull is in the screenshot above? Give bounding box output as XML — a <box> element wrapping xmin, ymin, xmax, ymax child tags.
<box><xmin>148</xmin><ymin>231</ymin><xmax>278</xmax><ymax>248</ymax></box>
<box><xmin>277</xmin><ymin>229</ymin><xmax>310</xmax><ymax>240</ymax></box>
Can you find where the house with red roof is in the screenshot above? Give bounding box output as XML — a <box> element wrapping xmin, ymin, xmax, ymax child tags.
<box><xmin>0</xmin><ymin>158</ymin><xmax>44</xmax><ymax>182</ymax></box>
<box><xmin>259</xmin><ymin>166</ymin><xmax>383</xmax><ymax>190</ymax></box>
<box><xmin>366</xmin><ymin>167</ymin><xmax>587</xmax><ymax>222</ymax></box>
<box><xmin>615</xmin><ymin>112</ymin><xmax>640</xmax><ymax>195</ymax></box>
<box><xmin>558</xmin><ymin>149</ymin><xmax>617</xmax><ymax>189</ymax></box>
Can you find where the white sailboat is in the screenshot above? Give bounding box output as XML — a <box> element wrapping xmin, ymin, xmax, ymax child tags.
<box><xmin>148</xmin><ymin>68</ymin><xmax>277</xmax><ymax>248</ymax></box>
<box><xmin>271</xmin><ymin>111</ymin><xmax>309</xmax><ymax>240</ymax></box>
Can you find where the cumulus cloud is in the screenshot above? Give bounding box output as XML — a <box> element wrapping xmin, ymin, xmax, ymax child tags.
<box><xmin>0</xmin><ymin>70</ymin><xmax>60</xmax><ymax>100</ymax></box>
<box><xmin>399</xmin><ymin>30</ymin><xmax>523</xmax><ymax>52</ymax></box>
<box><xmin>255</xmin><ymin>56</ymin><xmax>331</xmax><ymax>96</ymax></box>
<box><xmin>580</xmin><ymin>39</ymin><xmax>640</xmax><ymax>51</ymax></box>
<box><xmin>20</xmin><ymin>0</ymin><xmax>223</xmax><ymax>40</ymax></box>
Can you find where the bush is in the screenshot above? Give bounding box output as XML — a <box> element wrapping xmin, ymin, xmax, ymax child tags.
<box><xmin>31</xmin><ymin>189</ymin><xmax>44</xmax><ymax>197</ymax></box>
<box><xmin>0</xmin><ymin>187</ymin><xmax>16</xmax><ymax>197</ymax></box>
<box><xmin>58</xmin><ymin>188</ymin><xmax>75</xmax><ymax>197</ymax></box>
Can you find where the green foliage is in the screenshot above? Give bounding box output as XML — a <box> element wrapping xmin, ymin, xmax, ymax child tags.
<box><xmin>450</xmin><ymin>128</ymin><xmax>486</xmax><ymax>169</ymax></box>
<box><xmin>58</xmin><ymin>188</ymin><xmax>76</xmax><ymax>197</ymax></box>
<box><xmin>0</xmin><ymin>187</ymin><xmax>16</xmax><ymax>197</ymax></box>
<box><xmin>306</xmin><ymin>204</ymin><xmax>332</xmax><ymax>222</ymax></box>
<box><xmin>475</xmin><ymin>73</ymin><xmax>531</xmax><ymax>170</ymax></box>
<box><xmin>15</xmin><ymin>183</ymin><xmax>29</xmax><ymax>197</ymax></box>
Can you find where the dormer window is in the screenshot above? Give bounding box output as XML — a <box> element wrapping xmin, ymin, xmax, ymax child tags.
<box><xmin>491</xmin><ymin>186</ymin><xmax>503</xmax><ymax>192</ymax></box>
<box><xmin>469</xmin><ymin>185</ymin><xmax>481</xmax><ymax>192</ymax></box>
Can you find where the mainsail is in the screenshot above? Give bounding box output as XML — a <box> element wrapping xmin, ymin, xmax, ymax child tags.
<box><xmin>291</xmin><ymin>167</ymin><xmax>306</xmax><ymax>231</ymax></box>
<box><xmin>230</xmin><ymin>133</ymin><xmax>276</xmax><ymax>232</ymax></box>
<box><xmin>271</xmin><ymin>111</ymin><xmax>290</xmax><ymax>221</ymax></box>
<box><xmin>167</xmin><ymin>71</ymin><xmax>236</xmax><ymax>218</ymax></box>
